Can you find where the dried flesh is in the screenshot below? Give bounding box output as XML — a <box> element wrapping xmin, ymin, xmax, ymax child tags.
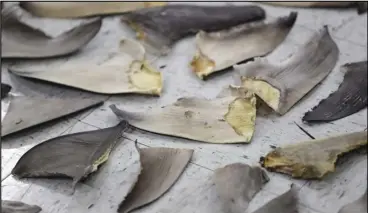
<box><xmin>303</xmin><ymin>61</ymin><xmax>367</xmax><ymax>123</ymax></box>
<box><xmin>20</xmin><ymin>2</ymin><xmax>166</xmax><ymax>18</ymax></box>
<box><xmin>9</xmin><ymin>39</ymin><xmax>163</xmax><ymax>96</ymax></box>
<box><xmin>110</xmin><ymin>93</ymin><xmax>257</xmax><ymax>143</ymax></box>
<box><xmin>236</xmin><ymin>26</ymin><xmax>339</xmax><ymax>115</ymax></box>
<box><xmin>121</xmin><ymin>5</ymin><xmax>266</xmax><ymax>55</ymax></box>
<box><xmin>1</xmin><ymin>5</ymin><xmax>102</xmax><ymax>58</ymax></box>
<box><xmin>1</xmin><ymin>96</ymin><xmax>103</xmax><ymax>137</ymax></box>
<box><xmin>214</xmin><ymin>163</ymin><xmax>269</xmax><ymax>213</ymax></box>
<box><xmin>118</xmin><ymin>146</ymin><xmax>193</xmax><ymax>213</ymax></box>
<box><xmin>2</xmin><ymin>200</ymin><xmax>42</xmax><ymax>213</ymax></box>
<box><xmin>11</xmin><ymin>121</ymin><xmax>129</xmax><ymax>191</ymax></box>
<box><xmin>260</xmin><ymin>131</ymin><xmax>367</xmax><ymax>179</ymax></box>
<box><xmin>191</xmin><ymin>12</ymin><xmax>297</xmax><ymax>80</ymax></box>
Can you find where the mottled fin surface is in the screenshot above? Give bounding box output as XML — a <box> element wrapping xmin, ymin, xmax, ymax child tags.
<box><xmin>109</xmin><ymin>93</ymin><xmax>257</xmax><ymax>144</ymax></box>
<box><xmin>2</xmin><ymin>4</ymin><xmax>101</xmax><ymax>58</ymax></box>
<box><xmin>303</xmin><ymin>61</ymin><xmax>367</xmax><ymax>123</ymax></box>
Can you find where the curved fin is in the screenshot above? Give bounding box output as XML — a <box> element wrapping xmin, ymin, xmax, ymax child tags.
<box><xmin>236</xmin><ymin>26</ymin><xmax>339</xmax><ymax>115</ymax></box>
<box><xmin>118</xmin><ymin>147</ymin><xmax>193</xmax><ymax>213</ymax></box>
<box><xmin>2</xmin><ymin>5</ymin><xmax>102</xmax><ymax>58</ymax></box>
<box><xmin>122</xmin><ymin>5</ymin><xmax>266</xmax><ymax>55</ymax></box>
<box><xmin>11</xmin><ymin>121</ymin><xmax>129</xmax><ymax>192</ymax></box>
<box><xmin>2</xmin><ymin>96</ymin><xmax>103</xmax><ymax>137</ymax></box>
<box><xmin>303</xmin><ymin>61</ymin><xmax>367</xmax><ymax>123</ymax></box>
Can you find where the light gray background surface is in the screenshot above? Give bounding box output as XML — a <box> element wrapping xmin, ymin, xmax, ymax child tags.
<box><xmin>1</xmin><ymin>2</ymin><xmax>367</xmax><ymax>213</ymax></box>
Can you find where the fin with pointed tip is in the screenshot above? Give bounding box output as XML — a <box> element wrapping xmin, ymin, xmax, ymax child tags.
<box><xmin>1</xmin><ymin>96</ymin><xmax>103</xmax><ymax>137</ymax></box>
<box><xmin>121</xmin><ymin>5</ymin><xmax>266</xmax><ymax>55</ymax></box>
<box><xmin>303</xmin><ymin>61</ymin><xmax>367</xmax><ymax>123</ymax></box>
<box><xmin>2</xmin><ymin>4</ymin><xmax>102</xmax><ymax>58</ymax></box>
<box><xmin>11</xmin><ymin>121</ymin><xmax>129</xmax><ymax>191</ymax></box>
<box><xmin>235</xmin><ymin>26</ymin><xmax>339</xmax><ymax>115</ymax></box>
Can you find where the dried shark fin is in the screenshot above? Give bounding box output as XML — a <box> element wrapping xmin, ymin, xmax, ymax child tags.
<box><xmin>110</xmin><ymin>93</ymin><xmax>257</xmax><ymax>144</ymax></box>
<box><xmin>1</xmin><ymin>83</ymin><xmax>12</xmax><ymax>99</ymax></box>
<box><xmin>1</xmin><ymin>96</ymin><xmax>103</xmax><ymax>137</ymax></box>
<box><xmin>2</xmin><ymin>200</ymin><xmax>42</xmax><ymax>213</ymax></box>
<box><xmin>118</xmin><ymin>147</ymin><xmax>193</xmax><ymax>213</ymax></box>
<box><xmin>20</xmin><ymin>2</ymin><xmax>166</xmax><ymax>18</ymax></box>
<box><xmin>191</xmin><ymin>12</ymin><xmax>297</xmax><ymax>80</ymax></box>
<box><xmin>263</xmin><ymin>2</ymin><xmax>367</xmax><ymax>14</ymax></box>
<box><xmin>9</xmin><ymin>39</ymin><xmax>163</xmax><ymax>96</ymax></box>
<box><xmin>252</xmin><ymin>184</ymin><xmax>297</xmax><ymax>213</ymax></box>
<box><xmin>11</xmin><ymin>121</ymin><xmax>129</xmax><ymax>192</ymax></box>
<box><xmin>260</xmin><ymin>131</ymin><xmax>367</xmax><ymax>179</ymax></box>
<box><xmin>338</xmin><ymin>189</ymin><xmax>367</xmax><ymax>213</ymax></box>
<box><xmin>303</xmin><ymin>61</ymin><xmax>367</xmax><ymax>123</ymax></box>
<box><xmin>1</xmin><ymin>4</ymin><xmax>102</xmax><ymax>59</ymax></box>
<box><xmin>121</xmin><ymin>5</ymin><xmax>266</xmax><ymax>55</ymax></box>
<box><xmin>236</xmin><ymin>26</ymin><xmax>339</xmax><ymax>115</ymax></box>
<box><xmin>214</xmin><ymin>163</ymin><xmax>269</xmax><ymax>213</ymax></box>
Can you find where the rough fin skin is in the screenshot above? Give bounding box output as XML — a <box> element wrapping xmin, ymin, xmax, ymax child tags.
<box><xmin>1</xmin><ymin>96</ymin><xmax>103</xmax><ymax>137</ymax></box>
<box><xmin>1</xmin><ymin>4</ymin><xmax>102</xmax><ymax>58</ymax></box>
<box><xmin>1</xmin><ymin>83</ymin><xmax>12</xmax><ymax>99</ymax></box>
<box><xmin>11</xmin><ymin>121</ymin><xmax>128</xmax><ymax>191</ymax></box>
<box><xmin>214</xmin><ymin>163</ymin><xmax>269</xmax><ymax>213</ymax></box>
<box><xmin>118</xmin><ymin>147</ymin><xmax>193</xmax><ymax>213</ymax></box>
<box><xmin>260</xmin><ymin>131</ymin><xmax>367</xmax><ymax>179</ymax></box>
<box><xmin>2</xmin><ymin>200</ymin><xmax>42</xmax><ymax>213</ymax></box>
<box><xmin>303</xmin><ymin>61</ymin><xmax>367</xmax><ymax>123</ymax></box>
<box><xmin>338</xmin><ymin>189</ymin><xmax>367</xmax><ymax>213</ymax></box>
<box><xmin>20</xmin><ymin>2</ymin><xmax>166</xmax><ymax>18</ymax></box>
<box><xmin>191</xmin><ymin>12</ymin><xmax>297</xmax><ymax>80</ymax></box>
<box><xmin>236</xmin><ymin>26</ymin><xmax>339</xmax><ymax>115</ymax></box>
<box><xmin>121</xmin><ymin>5</ymin><xmax>266</xmax><ymax>55</ymax></box>
<box><xmin>109</xmin><ymin>94</ymin><xmax>257</xmax><ymax>144</ymax></box>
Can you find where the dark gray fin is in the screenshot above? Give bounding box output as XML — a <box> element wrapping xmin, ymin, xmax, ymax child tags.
<box><xmin>118</xmin><ymin>147</ymin><xmax>193</xmax><ymax>213</ymax></box>
<box><xmin>11</xmin><ymin>121</ymin><xmax>128</xmax><ymax>190</ymax></box>
<box><xmin>1</xmin><ymin>83</ymin><xmax>12</xmax><ymax>99</ymax></box>
<box><xmin>303</xmin><ymin>61</ymin><xmax>367</xmax><ymax>123</ymax></box>
<box><xmin>121</xmin><ymin>5</ymin><xmax>265</xmax><ymax>54</ymax></box>
<box><xmin>2</xmin><ymin>200</ymin><xmax>42</xmax><ymax>213</ymax></box>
